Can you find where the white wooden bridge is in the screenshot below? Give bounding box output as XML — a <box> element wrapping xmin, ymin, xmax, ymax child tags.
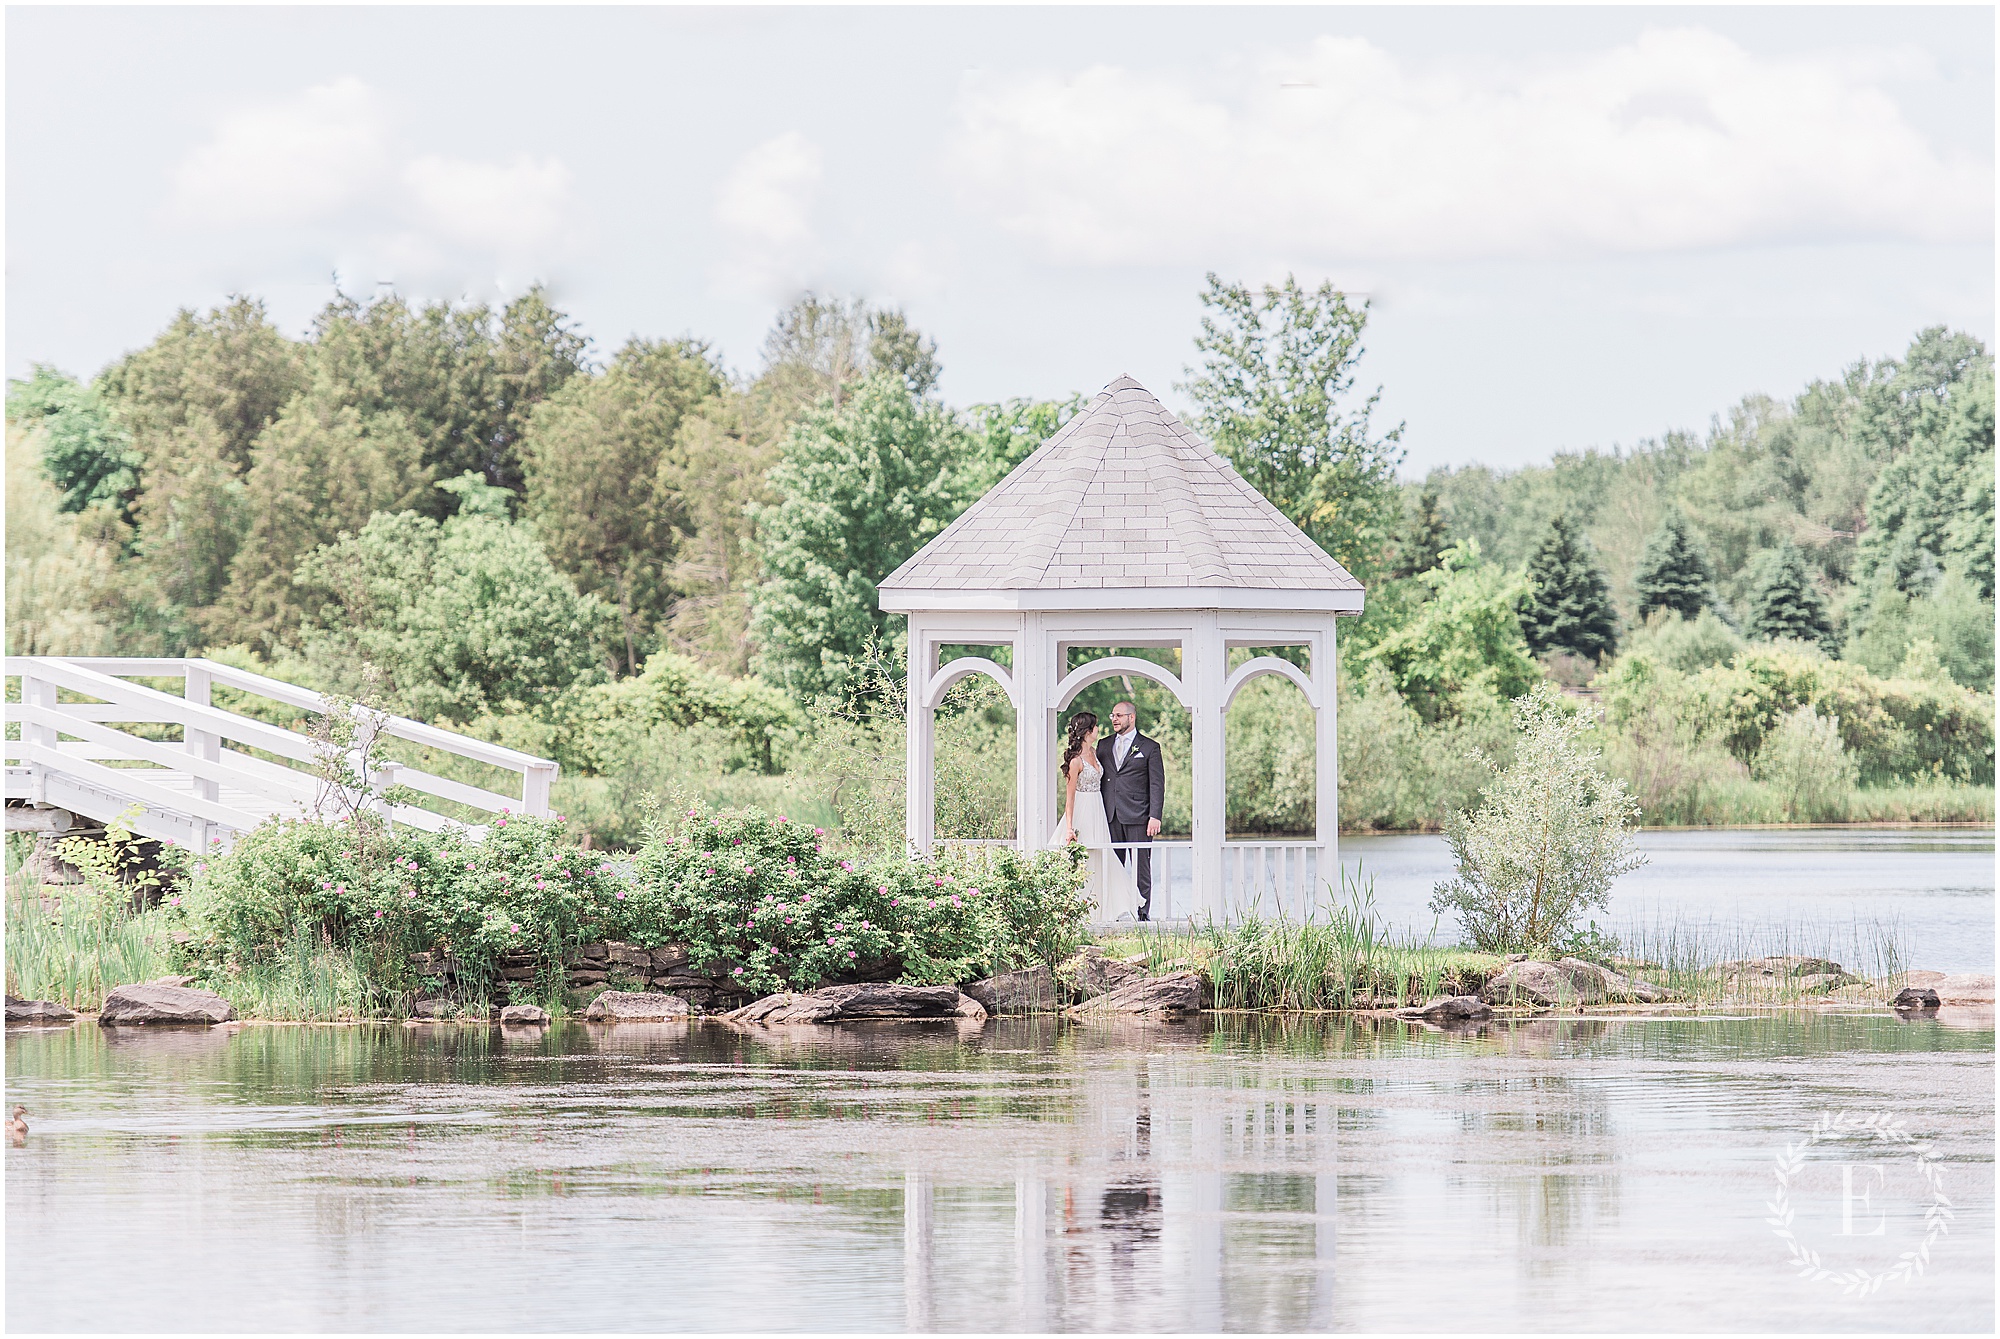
<box><xmin>5</xmin><ymin>656</ymin><xmax>559</xmax><ymax>850</ymax></box>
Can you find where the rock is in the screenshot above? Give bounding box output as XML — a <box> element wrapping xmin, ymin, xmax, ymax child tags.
<box><xmin>499</xmin><ymin>1004</ymin><xmax>549</xmax><ymax>1025</ymax></box>
<box><xmin>962</xmin><ymin>965</ymin><xmax>1060</xmax><ymax>1015</ymax></box>
<box><xmin>498</xmin><ymin>965</ymin><xmax>538</xmax><ymax>982</ymax></box>
<box><xmin>604</xmin><ymin>941</ymin><xmax>652</xmax><ymax>969</ymax></box>
<box><xmin>725</xmin><ymin>983</ymin><xmax>975</xmax><ymax>1025</ymax></box>
<box><xmin>98</xmin><ymin>982</ymin><xmax>235</xmax><ymax>1026</ymax></box>
<box><xmin>1936</xmin><ymin>973</ymin><xmax>1995</xmax><ymax>1005</ymax></box>
<box><xmin>1892</xmin><ymin>987</ymin><xmax>1942</xmax><ymax>1009</ymax></box>
<box><xmin>1481</xmin><ymin>960</ymin><xmax>1602</xmax><ymax>1008</ymax></box>
<box><xmin>1396</xmin><ymin>995</ymin><xmax>1492</xmax><ymax>1023</ymax></box>
<box><xmin>585</xmin><ymin>991</ymin><xmax>692</xmax><ymax>1022</ymax></box>
<box><xmin>147</xmin><ymin>975</ymin><xmax>195</xmax><ymax>988</ymax></box>
<box><xmin>1798</xmin><ymin>971</ymin><xmax>1865</xmax><ymax>993</ymax></box>
<box><xmin>650</xmin><ymin>945</ymin><xmax>691</xmax><ymax>972</ymax></box>
<box><xmin>1056</xmin><ymin>947</ymin><xmax>1145</xmax><ymax>1001</ymax></box>
<box><xmin>576</xmin><ymin>941</ymin><xmax>609</xmax><ymax>962</ymax></box>
<box><xmin>1721</xmin><ymin>955</ymin><xmax>1845</xmax><ymax>981</ymax></box>
<box><xmin>411</xmin><ymin>999</ymin><xmax>460</xmax><ymax>1020</ymax></box>
<box><xmin>566</xmin><ymin>969</ymin><xmax>608</xmax><ymax>985</ymax></box>
<box><xmin>1066</xmin><ymin>972</ymin><xmax>1202</xmax><ymax>1019</ymax></box>
<box><xmin>6</xmin><ymin>996</ymin><xmax>76</xmax><ymax>1023</ymax></box>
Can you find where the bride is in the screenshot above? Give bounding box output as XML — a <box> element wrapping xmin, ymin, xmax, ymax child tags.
<box><xmin>1048</xmin><ymin>711</ymin><xmax>1142</xmax><ymax>922</ymax></box>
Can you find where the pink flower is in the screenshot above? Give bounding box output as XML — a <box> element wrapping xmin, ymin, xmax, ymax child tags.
<box><xmin>778</xmin><ymin>815</ymin><xmax>788</xmax><ymax>823</ymax></box>
<box><xmin>496</xmin><ymin>818</ymin><xmax>507</xmax><ymax>827</ymax></box>
<box><xmin>321</xmin><ymin>881</ymin><xmax>332</xmax><ymax>891</ymax></box>
<box><xmin>840</xmin><ymin>861</ymin><xmax>853</xmax><ymax>872</ymax></box>
<box><xmin>732</xmin><ymin>838</ymin><xmax>741</xmax><ymax>846</ymax></box>
<box><xmin>707</xmin><ymin>869</ymin><xmax>715</xmax><ymax>876</ymax></box>
<box><xmin>860</xmin><ymin>920</ymin><xmax>870</xmax><ymax>929</ymax></box>
<box><xmin>555</xmin><ymin>813</ymin><xmax>566</xmax><ymax>822</ymax></box>
<box><xmin>891</xmin><ymin>897</ymin><xmax>900</xmax><ymax>906</ymax></box>
<box><xmin>598</xmin><ymin>864</ymin><xmax>613</xmax><ymax>875</ymax></box>
<box><xmin>826</xmin><ymin>936</ymin><xmax>836</xmax><ymax>945</ymax></box>
<box><xmin>616</xmin><ymin>890</ymin><xmax>627</xmax><ymax>900</ymax></box>
<box><xmin>732</xmin><ymin>966</ymin><xmax>744</xmax><ymax>975</ymax></box>
<box><xmin>193</xmin><ymin>862</ymin><xmax>206</xmax><ymax>873</ymax></box>
<box><xmin>787</xmin><ymin>856</ymin><xmax>796</xmax><ymax>865</ymax></box>
<box><xmin>927</xmin><ymin>899</ymin><xmax>936</xmax><ymax>908</ymax></box>
<box><xmin>814</xmin><ymin>827</ymin><xmax>825</xmax><ymax>836</ymax></box>
<box><xmin>834</xmin><ymin>923</ymin><xmax>844</xmax><ymax>931</ymax></box>
<box><xmin>847</xmin><ymin>950</ymin><xmax>857</xmax><ymax>959</ymax></box>
<box><xmin>745</xmin><ymin>866</ymin><xmax>754</xmax><ymax>875</ymax></box>
<box><xmin>968</xmin><ymin>888</ymin><xmax>981</xmax><ymax>897</ymax></box>
<box><xmin>878</xmin><ymin>885</ymin><xmax>889</xmax><ymax>894</ymax></box>
<box><xmin>800</xmin><ymin>893</ymin><xmax>811</xmax><ymax>902</ymax></box>
<box><xmin>934</xmin><ymin>878</ymin><xmax>945</xmax><ymax>887</ymax></box>
<box><xmin>406</xmin><ymin>890</ymin><xmax>417</xmax><ymax>899</ymax></box>
<box><xmin>211</xmin><ymin>836</ymin><xmax>223</xmax><ymax>846</ymax></box>
<box><xmin>169</xmin><ymin>895</ymin><xmax>182</xmax><ymax>907</ymax></box>
<box><xmin>498</xmin><ymin>874</ymin><xmax>509</xmax><ymax>885</ymax></box>
<box><xmin>785</xmin><ymin>916</ymin><xmax>794</xmax><ymax>924</ymax></box>
<box><xmin>335</xmin><ymin>883</ymin><xmax>347</xmax><ymax>894</ymax></box>
<box><xmin>534</xmin><ymin>878</ymin><xmax>545</xmax><ymax>888</ymax></box>
<box><xmin>950</xmin><ymin>896</ymin><xmax>961</xmax><ymax>907</ymax></box>
<box><xmin>509</xmin><ymin>923</ymin><xmax>520</xmax><ymax>933</ymax></box>
<box><xmin>465</xmin><ymin>862</ymin><xmax>476</xmax><ymax>871</ymax></box>
<box><xmin>373</xmin><ymin>909</ymin><xmax>384</xmax><ymax>919</ymax></box>
<box><xmin>501</xmin><ymin>807</ymin><xmax>511</xmax><ymax>814</ymax></box>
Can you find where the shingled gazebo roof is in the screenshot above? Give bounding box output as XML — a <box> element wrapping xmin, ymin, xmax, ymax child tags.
<box><xmin>878</xmin><ymin>375</ymin><xmax>1363</xmax><ymax>613</ymax></box>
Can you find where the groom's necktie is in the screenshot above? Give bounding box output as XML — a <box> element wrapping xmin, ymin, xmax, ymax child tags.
<box><xmin>1114</xmin><ymin>731</ymin><xmax>1133</xmax><ymax>770</ymax></box>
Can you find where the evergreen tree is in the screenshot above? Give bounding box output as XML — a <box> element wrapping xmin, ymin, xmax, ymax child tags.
<box><xmin>1632</xmin><ymin>510</ymin><xmax>1716</xmax><ymax>619</ymax></box>
<box><xmin>1395</xmin><ymin>480</ymin><xmax>1450</xmax><ymax>576</ymax></box>
<box><xmin>1520</xmin><ymin>513</ymin><xmax>1619</xmax><ymax>660</ymax></box>
<box><xmin>519</xmin><ymin>337</ymin><xmax>726</xmax><ymax>674</ymax></box>
<box><xmin>1747</xmin><ymin>542</ymin><xmax>1835</xmax><ymax>649</ymax></box>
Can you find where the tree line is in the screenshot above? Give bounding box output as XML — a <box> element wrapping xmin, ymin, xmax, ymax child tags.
<box><xmin>7</xmin><ymin>278</ymin><xmax>1992</xmax><ymax>840</ymax></box>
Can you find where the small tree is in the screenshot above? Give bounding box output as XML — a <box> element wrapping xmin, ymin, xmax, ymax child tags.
<box><xmin>1520</xmin><ymin>513</ymin><xmax>1619</xmax><ymax>660</ymax></box>
<box><xmin>1753</xmin><ymin>705</ymin><xmax>1856</xmax><ymax>822</ymax></box>
<box><xmin>1430</xmin><ymin>684</ymin><xmax>1645</xmax><ymax>952</ymax></box>
<box><xmin>1747</xmin><ymin>542</ymin><xmax>1835</xmax><ymax>650</ymax></box>
<box><xmin>1632</xmin><ymin>511</ymin><xmax>1716</xmax><ymax>620</ymax></box>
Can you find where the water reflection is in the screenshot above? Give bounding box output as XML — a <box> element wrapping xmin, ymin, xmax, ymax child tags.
<box><xmin>7</xmin><ymin>1013</ymin><xmax>1993</xmax><ymax>1332</ymax></box>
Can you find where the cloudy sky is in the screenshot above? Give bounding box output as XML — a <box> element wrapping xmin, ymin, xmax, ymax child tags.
<box><xmin>6</xmin><ymin>6</ymin><xmax>1992</xmax><ymax>474</ymax></box>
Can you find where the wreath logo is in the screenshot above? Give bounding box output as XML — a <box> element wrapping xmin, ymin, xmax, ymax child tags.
<box><xmin>1767</xmin><ymin>1110</ymin><xmax>1954</xmax><ymax>1298</ymax></box>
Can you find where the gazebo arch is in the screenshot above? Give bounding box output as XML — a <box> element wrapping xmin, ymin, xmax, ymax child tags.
<box><xmin>879</xmin><ymin>375</ymin><xmax>1365</xmax><ymax>920</ymax></box>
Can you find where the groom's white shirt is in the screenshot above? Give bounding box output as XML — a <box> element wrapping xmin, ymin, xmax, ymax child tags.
<box><xmin>1113</xmin><ymin>727</ymin><xmax>1135</xmax><ymax>770</ymax></box>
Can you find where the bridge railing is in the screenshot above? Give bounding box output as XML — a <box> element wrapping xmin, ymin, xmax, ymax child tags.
<box><xmin>933</xmin><ymin>836</ymin><xmax>1324</xmax><ymax>924</ymax></box>
<box><xmin>5</xmin><ymin>656</ymin><xmax>559</xmax><ymax>848</ymax></box>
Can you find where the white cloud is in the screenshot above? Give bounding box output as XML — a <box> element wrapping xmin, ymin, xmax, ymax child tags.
<box><xmin>171</xmin><ymin>78</ymin><xmax>390</xmax><ymax>225</ymax></box>
<box><xmin>712</xmin><ymin>132</ymin><xmax>825</xmax><ymax>299</ymax></box>
<box><xmin>167</xmin><ymin>79</ymin><xmax>579</xmax><ymax>288</ymax></box>
<box><xmin>403</xmin><ymin>154</ymin><xmax>574</xmax><ymax>259</ymax></box>
<box><xmin>950</xmin><ymin>28</ymin><xmax>1994</xmax><ymax>265</ymax></box>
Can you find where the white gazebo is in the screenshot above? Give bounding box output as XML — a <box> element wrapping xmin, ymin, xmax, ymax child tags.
<box><xmin>878</xmin><ymin>375</ymin><xmax>1365</xmax><ymax>920</ymax></box>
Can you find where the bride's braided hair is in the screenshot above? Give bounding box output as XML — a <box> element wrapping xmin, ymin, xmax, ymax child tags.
<box><xmin>1060</xmin><ymin>712</ymin><xmax>1099</xmax><ymax>774</ymax></box>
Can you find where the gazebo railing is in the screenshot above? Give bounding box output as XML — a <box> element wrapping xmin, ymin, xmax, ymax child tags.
<box><xmin>936</xmin><ymin>837</ymin><xmax>1326</xmax><ymax>924</ymax></box>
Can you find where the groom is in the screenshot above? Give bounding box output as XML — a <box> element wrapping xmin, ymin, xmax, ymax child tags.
<box><xmin>1097</xmin><ymin>701</ymin><xmax>1165</xmax><ymax>921</ymax></box>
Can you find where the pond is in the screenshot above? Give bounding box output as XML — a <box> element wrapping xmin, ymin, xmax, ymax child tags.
<box><xmin>7</xmin><ymin>1013</ymin><xmax>1992</xmax><ymax>1332</ymax></box>
<box><xmin>1341</xmin><ymin>826</ymin><xmax>1997</xmax><ymax>974</ymax></box>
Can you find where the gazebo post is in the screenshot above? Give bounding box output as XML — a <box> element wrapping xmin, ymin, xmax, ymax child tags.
<box><xmin>1314</xmin><ymin>616</ymin><xmax>1340</xmax><ymax>915</ymax></box>
<box><xmin>1188</xmin><ymin>612</ymin><xmax>1226</xmax><ymax>916</ymax></box>
<box><xmin>1015</xmin><ymin>614</ymin><xmax>1053</xmax><ymax>852</ymax></box>
<box><xmin>906</xmin><ymin>616</ymin><xmax>936</xmax><ymax>856</ymax></box>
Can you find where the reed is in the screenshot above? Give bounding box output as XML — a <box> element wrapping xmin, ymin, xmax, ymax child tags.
<box><xmin>3</xmin><ymin>873</ymin><xmax>178</xmax><ymax>1011</ymax></box>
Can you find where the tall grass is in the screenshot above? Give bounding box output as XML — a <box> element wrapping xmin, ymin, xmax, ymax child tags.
<box><xmin>4</xmin><ymin>874</ymin><xmax>177</xmax><ymax>1010</ymax></box>
<box><xmin>1616</xmin><ymin>912</ymin><xmax>1911</xmax><ymax>1007</ymax></box>
<box><xmin>1096</xmin><ymin>868</ymin><xmax>1501</xmax><ymax>1011</ymax></box>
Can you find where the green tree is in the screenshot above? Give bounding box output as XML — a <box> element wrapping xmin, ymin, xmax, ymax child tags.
<box><xmin>752</xmin><ymin>372</ymin><xmax>974</xmax><ymax>702</ymax></box>
<box><xmin>1394</xmin><ymin>479</ymin><xmax>1450</xmax><ymax>577</ymax></box>
<box><xmin>1178</xmin><ymin>273</ymin><xmax>1406</xmax><ymax>579</ymax></box>
<box><xmin>519</xmin><ymin>337</ymin><xmax>726</xmax><ymax>674</ymax></box>
<box><xmin>960</xmin><ymin>395</ymin><xmax>1088</xmax><ymax>494</ymax></box>
<box><xmin>1430</xmin><ymin>683</ymin><xmax>1645</xmax><ymax>952</ymax></box>
<box><xmin>1746</xmin><ymin>542</ymin><xmax>1835</xmax><ymax>650</ymax></box>
<box><xmin>1520</xmin><ymin>513</ymin><xmax>1619</xmax><ymax>660</ymax></box>
<box><xmin>6</xmin><ymin>366</ymin><xmax>142</xmax><ymax>526</ymax></box>
<box><xmin>1632</xmin><ymin>510</ymin><xmax>1716</xmax><ymax>619</ymax></box>
<box><xmin>492</xmin><ymin>285</ymin><xmax>592</xmax><ymax>492</ymax></box>
<box><xmin>127</xmin><ymin>416</ymin><xmax>248</xmax><ymax>649</ymax></box>
<box><xmin>96</xmin><ymin>295</ymin><xmax>307</xmax><ymax>473</ymax></box>
<box><xmin>6</xmin><ymin>424</ymin><xmax>125</xmax><ymax>654</ymax></box>
<box><xmin>1361</xmin><ymin>544</ymin><xmax>1540</xmax><ymax>721</ymax></box>
<box><xmin>214</xmin><ymin>371</ymin><xmax>430</xmax><ymax>652</ymax></box>
<box><xmin>294</xmin><ymin>487</ymin><xmax>611</xmax><ymax>720</ymax></box>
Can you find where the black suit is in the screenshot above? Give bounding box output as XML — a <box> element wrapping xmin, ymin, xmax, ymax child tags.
<box><xmin>1097</xmin><ymin>731</ymin><xmax>1165</xmax><ymax>918</ymax></box>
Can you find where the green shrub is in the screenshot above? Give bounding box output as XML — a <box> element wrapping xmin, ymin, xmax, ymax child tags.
<box><xmin>1431</xmin><ymin>684</ymin><xmax>1645</xmax><ymax>952</ymax></box>
<box><xmin>1754</xmin><ymin>705</ymin><xmax>1858</xmax><ymax>822</ymax></box>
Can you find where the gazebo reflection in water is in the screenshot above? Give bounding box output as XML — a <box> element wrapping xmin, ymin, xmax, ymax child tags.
<box><xmin>897</xmin><ymin>1051</ymin><xmax>1339</xmax><ymax>1331</ymax></box>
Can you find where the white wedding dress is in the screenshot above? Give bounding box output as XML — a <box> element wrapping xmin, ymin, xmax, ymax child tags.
<box><xmin>1049</xmin><ymin>753</ymin><xmax>1142</xmax><ymax>923</ymax></box>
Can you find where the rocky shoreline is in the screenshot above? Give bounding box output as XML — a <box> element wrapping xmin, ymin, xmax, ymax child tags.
<box><xmin>8</xmin><ymin>947</ymin><xmax>1993</xmax><ymax>1029</ymax></box>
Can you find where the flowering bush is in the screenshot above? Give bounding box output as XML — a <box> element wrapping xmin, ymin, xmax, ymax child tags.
<box><xmin>625</xmin><ymin>803</ymin><xmax>1091</xmax><ymax>994</ymax></box>
<box><xmin>182</xmin><ymin>810</ymin><xmax>622</xmax><ymax>995</ymax></box>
